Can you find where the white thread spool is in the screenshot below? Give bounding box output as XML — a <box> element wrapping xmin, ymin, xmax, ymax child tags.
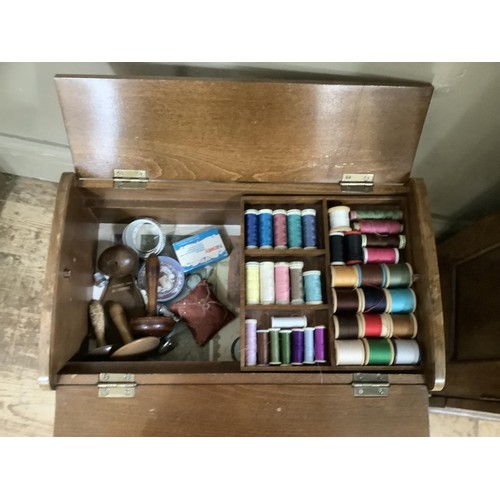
<box><xmin>271</xmin><ymin>316</ymin><xmax>307</xmax><ymax>329</ymax></box>
<box><xmin>334</xmin><ymin>339</ymin><xmax>366</xmax><ymax>365</ymax></box>
<box><xmin>328</xmin><ymin>206</ymin><xmax>351</xmax><ymax>232</ymax></box>
<box><xmin>259</xmin><ymin>261</ymin><xmax>275</xmax><ymax>304</ymax></box>
<box><xmin>392</xmin><ymin>339</ymin><xmax>421</xmax><ymax>365</ymax></box>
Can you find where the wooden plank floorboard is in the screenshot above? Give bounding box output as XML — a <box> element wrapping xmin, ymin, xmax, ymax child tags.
<box><xmin>0</xmin><ymin>172</ymin><xmax>57</xmax><ymax>436</ymax></box>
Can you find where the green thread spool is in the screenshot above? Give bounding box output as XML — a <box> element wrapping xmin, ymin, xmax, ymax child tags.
<box><xmin>350</xmin><ymin>209</ymin><xmax>403</xmax><ymax>221</ymax></box>
<box><xmin>362</xmin><ymin>338</ymin><xmax>394</xmax><ymax>365</ymax></box>
<box><xmin>279</xmin><ymin>329</ymin><xmax>292</xmax><ymax>365</ymax></box>
<box><xmin>383</xmin><ymin>263</ymin><xmax>414</xmax><ymax>288</ymax></box>
<box><xmin>269</xmin><ymin>328</ymin><xmax>281</xmax><ymax>365</ymax></box>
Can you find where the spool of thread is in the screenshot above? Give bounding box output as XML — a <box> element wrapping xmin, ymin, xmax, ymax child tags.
<box><xmin>245</xmin><ymin>319</ymin><xmax>257</xmax><ymax>366</ymax></box>
<box><xmin>291</xmin><ymin>328</ymin><xmax>304</xmax><ymax>365</ymax></box>
<box><xmin>363</xmin><ymin>288</ymin><xmax>388</xmax><ymax>313</ymax></box>
<box><xmin>352</xmin><ymin>220</ymin><xmax>403</xmax><ymax>234</ymax></box>
<box><xmin>279</xmin><ymin>329</ymin><xmax>292</xmax><ymax>365</ymax></box>
<box><xmin>344</xmin><ymin>231</ymin><xmax>363</xmax><ymax>265</ymax></box>
<box><xmin>333</xmin><ymin>315</ymin><xmax>363</xmax><ymax>339</ymax></box>
<box><xmin>361</xmin><ymin>234</ymin><xmax>406</xmax><ymax>249</ymax></box>
<box><xmin>303</xmin><ymin>270</ymin><xmax>323</xmax><ymax>304</ymax></box>
<box><xmin>257</xmin><ymin>329</ymin><xmax>269</xmax><ymax>365</ymax></box>
<box><xmin>329</xmin><ymin>231</ymin><xmax>345</xmax><ymax>265</ymax></box>
<box><xmin>245</xmin><ymin>262</ymin><xmax>260</xmax><ymax>305</ymax></box>
<box><xmin>272</xmin><ymin>209</ymin><xmax>288</xmax><ymax>249</ymax></box>
<box><xmin>301</xmin><ymin>209</ymin><xmax>317</xmax><ymax>249</ymax></box>
<box><xmin>328</xmin><ymin>206</ymin><xmax>351</xmax><ymax>232</ymax></box>
<box><xmin>332</xmin><ymin>288</ymin><xmax>364</xmax><ymax>313</ymax></box>
<box><xmin>271</xmin><ymin>316</ymin><xmax>307</xmax><ymax>329</ymax></box>
<box><xmin>392</xmin><ymin>339</ymin><xmax>421</xmax><ymax>365</ymax></box>
<box><xmin>356</xmin><ymin>264</ymin><xmax>387</xmax><ymax>288</ymax></box>
<box><xmin>259</xmin><ymin>261</ymin><xmax>275</xmax><ymax>304</ymax></box>
<box><xmin>314</xmin><ymin>325</ymin><xmax>326</xmax><ymax>363</ymax></box>
<box><xmin>331</xmin><ymin>265</ymin><xmax>360</xmax><ymax>288</ymax></box>
<box><xmin>363</xmin><ymin>338</ymin><xmax>394</xmax><ymax>365</ymax></box>
<box><xmin>391</xmin><ymin>313</ymin><xmax>418</xmax><ymax>339</ymax></box>
<box><xmin>287</xmin><ymin>209</ymin><xmax>303</xmax><ymax>248</ymax></box>
<box><xmin>362</xmin><ymin>314</ymin><xmax>391</xmax><ymax>338</ymax></box>
<box><xmin>363</xmin><ymin>248</ymin><xmax>400</xmax><ymax>264</ymax></box>
<box><xmin>334</xmin><ymin>340</ymin><xmax>365</xmax><ymax>365</ymax></box>
<box><xmin>350</xmin><ymin>209</ymin><xmax>403</xmax><ymax>221</ymax></box>
<box><xmin>303</xmin><ymin>327</ymin><xmax>315</xmax><ymax>364</ymax></box>
<box><xmin>269</xmin><ymin>328</ymin><xmax>281</xmax><ymax>365</ymax></box>
<box><xmin>258</xmin><ymin>209</ymin><xmax>274</xmax><ymax>248</ymax></box>
<box><xmin>274</xmin><ymin>262</ymin><xmax>290</xmax><ymax>304</ymax></box>
<box><xmin>383</xmin><ymin>263</ymin><xmax>414</xmax><ymax>288</ymax></box>
<box><xmin>244</xmin><ymin>209</ymin><xmax>259</xmax><ymax>249</ymax></box>
<box><xmin>386</xmin><ymin>288</ymin><xmax>416</xmax><ymax>313</ymax></box>
<box><xmin>290</xmin><ymin>261</ymin><xmax>305</xmax><ymax>304</ymax></box>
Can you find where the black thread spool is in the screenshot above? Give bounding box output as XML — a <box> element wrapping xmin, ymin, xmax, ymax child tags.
<box><xmin>329</xmin><ymin>231</ymin><xmax>345</xmax><ymax>265</ymax></box>
<box><xmin>362</xmin><ymin>287</ymin><xmax>388</xmax><ymax>313</ymax></box>
<box><xmin>333</xmin><ymin>315</ymin><xmax>363</xmax><ymax>339</ymax></box>
<box><xmin>332</xmin><ymin>288</ymin><xmax>364</xmax><ymax>314</ymax></box>
<box><xmin>343</xmin><ymin>231</ymin><xmax>363</xmax><ymax>265</ymax></box>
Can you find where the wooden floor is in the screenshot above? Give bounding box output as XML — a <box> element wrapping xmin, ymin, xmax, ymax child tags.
<box><xmin>1</xmin><ymin>171</ymin><xmax>499</xmax><ymax>437</ymax></box>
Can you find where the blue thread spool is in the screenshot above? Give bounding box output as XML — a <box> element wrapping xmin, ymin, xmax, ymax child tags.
<box><xmin>291</xmin><ymin>328</ymin><xmax>304</xmax><ymax>365</ymax></box>
<box><xmin>303</xmin><ymin>327</ymin><xmax>315</xmax><ymax>364</ymax></box>
<box><xmin>363</xmin><ymin>287</ymin><xmax>388</xmax><ymax>313</ymax></box>
<box><xmin>301</xmin><ymin>209</ymin><xmax>317</xmax><ymax>249</ymax></box>
<box><xmin>303</xmin><ymin>270</ymin><xmax>323</xmax><ymax>304</ymax></box>
<box><xmin>244</xmin><ymin>209</ymin><xmax>259</xmax><ymax>249</ymax></box>
<box><xmin>287</xmin><ymin>209</ymin><xmax>303</xmax><ymax>248</ymax></box>
<box><xmin>258</xmin><ymin>209</ymin><xmax>273</xmax><ymax>249</ymax></box>
<box><xmin>387</xmin><ymin>288</ymin><xmax>416</xmax><ymax>313</ymax></box>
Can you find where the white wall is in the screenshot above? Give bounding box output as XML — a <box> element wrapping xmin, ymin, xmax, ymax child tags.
<box><xmin>1</xmin><ymin>62</ymin><xmax>500</xmax><ymax>238</ymax></box>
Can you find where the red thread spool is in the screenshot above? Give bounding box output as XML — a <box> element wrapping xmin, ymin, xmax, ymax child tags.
<box><xmin>363</xmin><ymin>314</ymin><xmax>384</xmax><ymax>337</ymax></box>
<box><xmin>353</xmin><ymin>220</ymin><xmax>403</xmax><ymax>234</ymax></box>
<box><xmin>363</xmin><ymin>248</ymin><xmax>399</xmax><ymax>264</ymax></box>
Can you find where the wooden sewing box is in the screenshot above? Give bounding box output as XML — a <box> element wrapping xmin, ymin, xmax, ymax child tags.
<box><xmin>39</xmin><ymin>75</ymin><xmax>445</xmax><ymax>436</ymax></box>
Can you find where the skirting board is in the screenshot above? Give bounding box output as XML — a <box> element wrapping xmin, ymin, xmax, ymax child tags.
<box><xmin>0</xmin><ymin>134</ymin><xmax>72</xmax><ymax>182</ymax></box>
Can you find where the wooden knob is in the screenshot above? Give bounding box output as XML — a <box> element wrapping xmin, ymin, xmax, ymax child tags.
<box><xmin>109</xmin><ymin>302</ymin><xmax>134</xmax><ymax>344</ymax></box>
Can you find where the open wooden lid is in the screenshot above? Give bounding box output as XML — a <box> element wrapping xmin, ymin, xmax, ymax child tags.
<box><xmin>55</xmin><ymin>76</ymin><xmax>433</xmax><ymax>184</ymax></box>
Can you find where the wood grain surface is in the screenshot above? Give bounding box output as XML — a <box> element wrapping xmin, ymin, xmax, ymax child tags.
<box><xmin>55</xmin><ymin>76</ymin><xmax>432</xmax><ymax>184</ymax></box>
<box><xmin>0</xmin><ymin>172</ymin><xmax>57</xmax><ymax>436</ymax></box>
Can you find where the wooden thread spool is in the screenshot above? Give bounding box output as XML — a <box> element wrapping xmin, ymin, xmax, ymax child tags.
<box><xmin>332</xmin><ymin>288</ymin><xmax>364</xmax><ymax>313</ymax></box>
<box><xmin>392</xmin><ymin>339</ymin><xmax>421</xmax><ymax>365</ymax></box>
<box><xmin>334</xmin><ymin>340</ymin><xmax>365</xmax><ymax>365</ymax></box>
<box><xmin>129</xmin><ymin>254</ymin><xmax>176</xmax><ymax>337</ymax></box>
<box><xmin>330</xmin><ymin>265</ymin><xmax>360</xmax><ymax>288</ymax></box>
<box><xmin>391</xmin><ymin>314</ymin><xmax>418</xmax><ymax>339</ymax></box>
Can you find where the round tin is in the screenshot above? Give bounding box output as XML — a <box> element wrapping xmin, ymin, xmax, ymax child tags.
<box><xmin>138</xmin><ymin>256</ymin><xmax>185</xmax><ymax>302</ymax></box>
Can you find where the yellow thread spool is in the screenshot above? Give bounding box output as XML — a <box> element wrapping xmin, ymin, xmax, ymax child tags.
<box><xmin>245</xmin><ymin>261</ymin><xmax>260</xmax><ymax>304</ymax></box>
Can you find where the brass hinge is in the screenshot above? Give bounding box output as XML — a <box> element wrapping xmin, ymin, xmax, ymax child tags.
<box><xmin>352</xmin><ymin>373</ymin><xmax>389</xmax><ymax>397</ymax></box>
<box><xmin>340</xmin><ymin>174</ymin><xmax>374</xmax><ymax>193</ymax></box>
<box><xmin>113</xmin><ymin>169</ymin><xmax>148</xmax><ymax>189</ymax></box>
<box><xmin>98</xmin><ymin>373</ymin><xmax>137</xmax><ymax>398</ymax></box>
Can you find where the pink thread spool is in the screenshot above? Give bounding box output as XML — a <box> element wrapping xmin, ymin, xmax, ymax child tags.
<box><xmin>272</xmin><ymin>209</ymin><xmax>288</xmax><ymax>249</ymax></box>
<box><xmin>363</xmin><ymin>248</ymin><xmax>400</xmax><ymax>264</ymax></box>
<box><xmin>274</xmin><ymin>262</ymin><xmax>290</xmax><ymax>304</ymax></box>
<box><xmin>352</xmin><ymin>220</ymin><xmax>403</xmax><ymax>234</ymax></box>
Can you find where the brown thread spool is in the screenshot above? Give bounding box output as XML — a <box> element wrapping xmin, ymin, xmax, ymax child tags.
<box><xmin>257</xmin><ymin>329</ymin><xmax>269</xmax><ymax>365</ymax></box>
<box><xmin>290</xmin><ymin>261</ymin><xmax>304</xmax><ymax>304</ymax></box>
<box><xmin>332</xmin><ymin>288</ymin><xmax>364</xmax><ymax>313</ymax></box>
<box><xmin>391</xmin><ymin>314</ymin><xmax>418</xmax><ymax>339</ymax></box>
<box><xmin>333</xmin><ymin>315</ymin><xmax>363</xmax><ymax>339</ymax></box>
<box><xmin>330</xmin><ymin>265</ymin><xmax>360</xmax><ymax>288</ymax></box>
<box><xmin>358</xmin><ymin>264</ymin><xmax>386</xmax><ymax>288</ymax></box>
<box><xmin>361</xmin><ymin>234</ymin><xmax>406</xmax><ymax>249</ymax></box>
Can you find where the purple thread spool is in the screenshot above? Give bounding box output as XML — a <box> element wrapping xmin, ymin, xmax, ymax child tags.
<box><xmin>291</xmin><ymin>328</ymin><xmax>304</xmax><ymax>365</ymax></box>
<box><xmin>314</xmin><ymin>325</ymin><xmax>326</xmax><ymax>363</ymax></box>
<box><xmin>272</xmin><ymin>209</ymin><xmax>288</xmax><ymax>249</ymax></box>
<box><xmin>301</xmin><ymin>209</ymin><xmax>317</xmax><ymax>249</ymax></box>
<box><xmin>244</xmin><ymin>209</ymin><xmax>259</xmax><ymax>249</ymax></box>
<box><xmin>245</xmin><ymin>319</ymin><xmax>257</xmax><ymax>366</ymax></box>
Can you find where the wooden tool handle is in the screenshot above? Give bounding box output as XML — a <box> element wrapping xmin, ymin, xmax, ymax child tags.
<box><xmin>146</xmin><ymin>254</ymin><xmax>159</xmax><ymax>316</ymax></box>
<box><xmin>109</xmin><ymin>302</ymin><xmax>134</xmax><ymax>344</ymax></box>
<box><xmin>89</xmin><ymin>300</ymin><xmax>107</xmax><ymax>347</ymax></box>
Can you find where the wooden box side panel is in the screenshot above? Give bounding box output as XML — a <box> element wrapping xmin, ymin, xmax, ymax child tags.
<box><xmin>55</xmin><ymin>77</ymin><xmax>432</xmax><ymax>184</ymax></box>
<box><xmin>55</xmin><ymin>383</ymin><xmax>430</xmax><ymax>437</ymax></box>
<box><xmin>407</xmin><ymin>178</ymin><xmax>445</xmax><ymax>391</ymax></box>
<box><xmin>39</xmin><ymin>173</ymin><xmax>98</xmax><ymax>388</ymax></box>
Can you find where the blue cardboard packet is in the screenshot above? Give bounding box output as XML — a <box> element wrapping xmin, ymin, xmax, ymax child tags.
<box><xmin>172</xmin><ymin>227</ymin><xmax>229</xmax><ymax>273</ymax></box>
